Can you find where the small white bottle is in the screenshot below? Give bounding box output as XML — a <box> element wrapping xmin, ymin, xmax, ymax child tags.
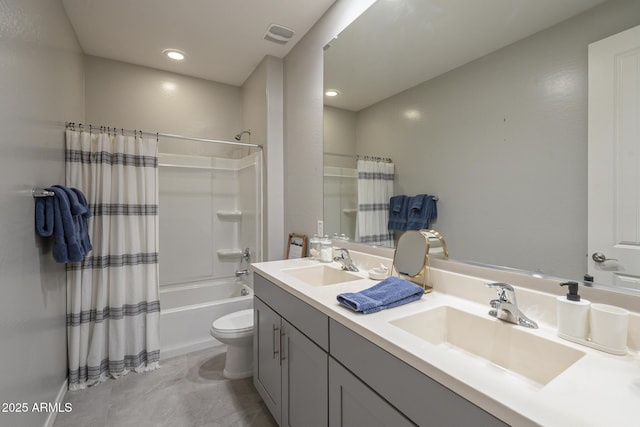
<box><xmin>557</xmin><ymin>281</ymin><xmax>590</xmax><ymax>340</ymax></box>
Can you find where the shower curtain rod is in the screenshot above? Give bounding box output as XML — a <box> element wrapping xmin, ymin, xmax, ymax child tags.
<box><xmin>65</xmin><ymin>122</ymin><xmax>263</xmax><ymax>149</ymax></box>
<box><xmin>323</xmin><ymin>151</ymin><xmax>392</xmax><ymax>163</ymax></box>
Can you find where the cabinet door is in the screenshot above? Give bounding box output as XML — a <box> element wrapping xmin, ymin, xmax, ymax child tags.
<box><xmin>329</xmin><ymin>358</ymin><xmax>415</xmax><ymax>427</ymax></box>
<box><xmin>254</xmin><ymin>297</ymin><xmax>282</xmax><ymax>425</ymax></box>
<box><xmin>281</xmin><ymin>319</ymin><xmax>328</xmax><ymax>427</ymax></box>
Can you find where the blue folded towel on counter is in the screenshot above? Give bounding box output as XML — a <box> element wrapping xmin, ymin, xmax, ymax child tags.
<box><xmin>337</xmin><ymin>276</ymin><xmax>424</xmax><ymax>314</ymax></box>
<box><xmin>35</xmin><ymin>185</ymin><xmax>92</xmax><ymax>263</ymax></box>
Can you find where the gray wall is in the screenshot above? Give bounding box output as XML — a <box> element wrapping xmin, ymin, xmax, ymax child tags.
<box><xmin>243</xmin><ymin>56</ymin><xmax>285</xmax><ymax>260</ymax></box>
<box><xmin>350</xmin><ymin>0</ymin><xmax>640</xmax><ymax>279</ymax></box>
<box><xmin>0</xmin><ymin>0</ymin><xmax>84</xmax><ymax>426</ymax></box>
<box><xmin>85</xmin><ymin>55</ymin><xmax>242</xmax><ymax>147</ymax></box>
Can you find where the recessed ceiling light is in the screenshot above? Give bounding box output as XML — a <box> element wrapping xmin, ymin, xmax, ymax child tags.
<box><xmin>325</xmin><ymin>89</ymin><xmax>340</xmax><ymax>97</ymax></box>
<box><xmin>163</xmin><ymin>49</ymin><xmax>186</xmax><ymax>61</ymax></box>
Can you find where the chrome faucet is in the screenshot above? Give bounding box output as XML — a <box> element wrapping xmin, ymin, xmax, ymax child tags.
<box><xmin>235</xmin><ymin>269</ymin><xmax>250</xmax><ymax>277</ymax></box>
<box><xmin>333</xmin><ymin>248</ymin><xmax>359</xmax><ymax>272</ymax></box>
<box><xmin>486</xmin><ymin>283</ymin><xmax>538</xmax><ymax>329</ymax></box>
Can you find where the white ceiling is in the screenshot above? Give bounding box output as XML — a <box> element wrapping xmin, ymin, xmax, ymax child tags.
<box><xmin>62</xmin><ymin>0</ymin><xmax>336</xmax><ymax>87</ymax></box>
<box><xmin>62</xmin><ymin>0</ymin><xmax>610</xmax><ymax>107</ymax></box>
<box><xmin>324</xmin><ymin>0</ymin><xmax>608</xmax><ymax>111</ymax></box>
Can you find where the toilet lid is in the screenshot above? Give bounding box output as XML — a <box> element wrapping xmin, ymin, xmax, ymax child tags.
<box><xmin>213</xmin><ymin>309</ymin><xmax>254</xmax><ymax>333</ymax></box>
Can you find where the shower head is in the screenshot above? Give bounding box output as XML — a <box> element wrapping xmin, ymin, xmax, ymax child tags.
<box><xmin>234</xmin><ymin>130</ymin><xmax>251</xmax><ymax>141</ymax></box>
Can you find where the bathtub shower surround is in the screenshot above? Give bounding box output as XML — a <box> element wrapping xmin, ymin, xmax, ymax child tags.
<box><xmin>159</xmin><ymin>151</ymin><xmax>263</xmax><ymax>286</ymax></box>
<box><xmin>158</xmin><ymin>150</ymin><xmax>263</xmax><ymax>357</ymax></box>
<box><xmin>65</xmin><ymin>128</ymin><xmax>161</xmax><ymax>390</ymax></box>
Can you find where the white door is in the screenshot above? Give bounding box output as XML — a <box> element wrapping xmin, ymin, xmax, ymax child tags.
<box><xmin>588</xmin><ymin>25</ymin><xmax>640</xmax><ymax>290</ymax></box>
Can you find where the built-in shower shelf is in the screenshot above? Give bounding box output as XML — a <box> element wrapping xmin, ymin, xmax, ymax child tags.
<box><xmin>217</xmin><ymin>249</ymin><xmax>243</xmax><ymax>261</ymax></box>
<box><xmin>342</xmin><ymin>209</ymin><xmax>357</xmax><ymax>215</ymax></box>
<box><xmin>216</xmin><ymin>210</ymin><xmax>242</xmax><ymax>221</ymax></box>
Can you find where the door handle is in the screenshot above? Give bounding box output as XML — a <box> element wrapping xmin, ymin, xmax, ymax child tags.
<box><xmin>272</xmin><ymin>325</ymin><xmax>280</xmax><ymax>359</ymax></box>
<box><xmin>279</xmin><ymin>329</ymin><xmax>286</xmax><ymax>364</ymax></box>
<box><xmin>592</xmin><ymin>252</ymin><xmax>618</xmax><ymax>263</ymax></box>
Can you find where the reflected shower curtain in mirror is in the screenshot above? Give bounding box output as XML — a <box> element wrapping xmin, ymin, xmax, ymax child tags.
<box><xmin>356</xmin><ymin>159</ymin><xmax>395</xmax><ymax>247</ymax></box>
<box><xmin>65</xmin><ymin>129</ymin><xmax>160</xmax><ymax>390</ymax></box>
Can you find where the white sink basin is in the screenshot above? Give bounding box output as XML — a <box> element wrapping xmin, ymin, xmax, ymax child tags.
<box><xmin>282</xmin><ymin>265</ymin><xmax>361</xmax><ymax>286</ymax></box>
<box><xmin>390</xmin><ymin>306</ymin><xmax>585</xmax><ymax>386</ymax></box>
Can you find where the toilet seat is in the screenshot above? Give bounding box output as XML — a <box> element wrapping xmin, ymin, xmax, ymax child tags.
<box><xmin>212</xmin><ymin>309</ymin><xmax>253</xmax><ymax>334</ymax></box>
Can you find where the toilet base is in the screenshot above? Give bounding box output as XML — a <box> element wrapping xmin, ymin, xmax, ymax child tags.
<box><xmin>223</xmin><ymin>342</ymin><xmax>253</xmax><ymax>379</ymax></box>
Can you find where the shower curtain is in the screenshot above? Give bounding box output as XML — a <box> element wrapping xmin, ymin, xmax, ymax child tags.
<box><xmin>356</xmin><ymin>159</ymin><xmax>395</xmax><ymax>247</ymax></box>
<box><xmin>65</xmin><ymin>129</ymin><xmax>160</xmax><ymax>390</ymax></box>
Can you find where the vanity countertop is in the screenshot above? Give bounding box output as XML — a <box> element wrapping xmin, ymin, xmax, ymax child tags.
<box><xmin>252</xmin><ymin>256</ymin><xmax>640</xmax><ymax>427</ymax></box>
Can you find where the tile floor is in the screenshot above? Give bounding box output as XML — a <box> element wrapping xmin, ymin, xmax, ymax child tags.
<box><xmin>53</xmin><ymin>346</ymin><xmax>277</xmax><ymax>427</ymax></box>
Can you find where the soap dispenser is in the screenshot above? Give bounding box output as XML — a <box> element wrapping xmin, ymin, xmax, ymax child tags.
<box><xmin>557</xmin><ymin>281</ymin><xmax>590</xmax><ymax>340</ymax></box>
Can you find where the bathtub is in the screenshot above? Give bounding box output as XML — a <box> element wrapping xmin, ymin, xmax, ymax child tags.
<box><xmin>159</xmin><ymin>277</ymin><xmax>253</xmax><ymax>359</ymax></box>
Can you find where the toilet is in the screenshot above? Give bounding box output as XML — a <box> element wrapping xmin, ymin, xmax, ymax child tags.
<box><xmin>210</xmin><ymin>309</ymin><xmax>254</xmax><ymax>379</ymax></box>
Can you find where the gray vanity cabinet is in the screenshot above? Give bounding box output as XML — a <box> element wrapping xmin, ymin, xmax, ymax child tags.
<box><xmin>253</xmin><ymin>274</ymin><xmax>329</xmax><ymax>427</ymax></box>
<box><xmin>329</xmin><ymin>357</ymin><xmax>415</xmax><ymax>427</ymax></box>
<box><xmin>330</xmin><ymin>319</ymin><xmax>508</xmax><ymax>427</ymax></box>
<box><xmin>254</xmin><ymin>272</ymin><xmax>507</xmax><ymax>427</ymax></box>
<box><xmin>254</xmin><ymin>297</ymin><xmax>282</xmax><ymax>423</ymax></box>
<box><xmin>281</xmin><ymin>318</ymin><xmax>328</xmax><ymax>427</ymax></box>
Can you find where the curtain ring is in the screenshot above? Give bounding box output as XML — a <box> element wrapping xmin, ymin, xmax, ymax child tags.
<box><xmin>156</xmin><ymin>132</ymin><xmax>159</xmax><ymax>142</ymax></box>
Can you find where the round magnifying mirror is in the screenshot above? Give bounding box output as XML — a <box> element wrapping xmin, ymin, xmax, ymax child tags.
<box><xmin>393</xmin><ymin>230</ymin><xmax>429</xmax><ymax>277</ymax></box>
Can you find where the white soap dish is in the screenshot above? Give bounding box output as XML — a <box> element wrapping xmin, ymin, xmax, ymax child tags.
<box><xmin>369</xmin><ymin>267</ymin><xmax>389</xmax><ymax>280</ymax></box>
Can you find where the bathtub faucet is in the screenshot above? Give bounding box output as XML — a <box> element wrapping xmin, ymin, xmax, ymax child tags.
<box><xmin>242</xmin><ymin>248</ymin><xmax>251</xmax><ymax>263</ymax></box>
<box><xmin>235</xmin><ymin>248</ymin><xmax>252</xmax><ymax>277</ymax></box>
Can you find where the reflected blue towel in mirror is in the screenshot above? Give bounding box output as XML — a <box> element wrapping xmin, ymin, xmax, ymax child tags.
<box><xmin>388</xmin><ymin>195</ymin><xmax>408</xmax><ymax>231</ymax></box>
<box><xmin>407</xmin><ymin>194</ymin><xmax>437</xmax><ymax>230</ymax></box>
<box><xmin>337</xmin><ymin>276</ymin><xmax>423</xmax><ymax>314</ymax></box>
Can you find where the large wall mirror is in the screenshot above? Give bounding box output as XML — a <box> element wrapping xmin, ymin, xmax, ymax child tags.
<box><xmin>323</xmin><ymin>0</ymin><xmax>640</xmax><ymax>290</ymax></box>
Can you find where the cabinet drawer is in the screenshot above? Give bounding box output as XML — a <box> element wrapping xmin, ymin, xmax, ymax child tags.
<box><xmin>254</xmin><ymin>272</ymin><xmax>329</xmax><ymax>351</ymax></box>
<box><xmin>330</xmin><ymin>319</ymin><xmax>507</xmax><ymax>427</ymax></box>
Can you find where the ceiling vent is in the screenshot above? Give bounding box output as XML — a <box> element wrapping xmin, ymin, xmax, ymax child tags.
<box><xmin>264</xmin><ymin>24</ymin><xmax>295</xmax><ymax>45</ymax></box>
